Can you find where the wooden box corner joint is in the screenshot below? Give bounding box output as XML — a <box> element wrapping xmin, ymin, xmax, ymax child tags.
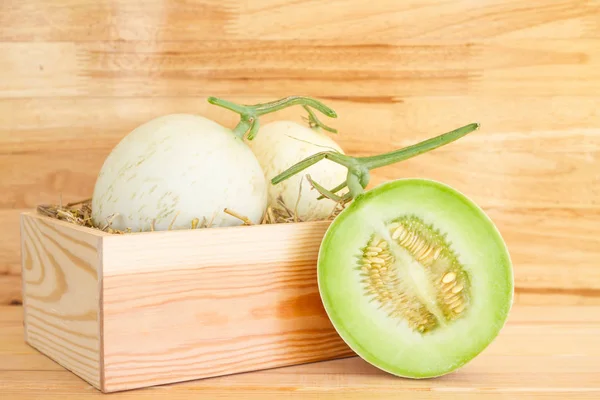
<box><xmin>19</xmin><ymin>211</ymin><xmax>352</xmax><ymax>393</ymax></box>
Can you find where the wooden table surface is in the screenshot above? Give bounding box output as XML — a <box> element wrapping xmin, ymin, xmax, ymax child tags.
<box><xmin>2</xmin><ymin>0</ymin><xmax>600</xmax><ymax>398</ymax></box>
<box><xmin>1</xmin><ymin>304</ymin><xmax>599</xmax><ymax>399</ymax></box>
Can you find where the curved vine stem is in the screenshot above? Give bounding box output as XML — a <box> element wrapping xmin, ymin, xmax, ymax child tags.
<box><xmin>270</xmin><ymin>150</ymin><xmax>354</xmax><ymax>185</ymax></box>
<box><xmin>207</xmin><ymin>96</ymin><xmax>338</xmax><ymax>140</ymax></box>
<box><xmin>302</xmin><ymin>105</ymin><xmax>338</xmax><ymax>134</ymax></box>
<box><xmin>316</xmin><ymin>180</ymin><xmax>347</xmax><ymax>200</ymax></box>
<box><xmin>305</xmin><ymin>175</ymin><xmax>343</xmax><ymax>202</ymax></box>
<box><xmin>306</xmin><ymin>175</ymin><xmax>353</xmax><ymax>205</ymax></box>
<box><xmin>272</xmin><ymin>122</ymin><xmax>480</xmax><ymax>200</ymax></box>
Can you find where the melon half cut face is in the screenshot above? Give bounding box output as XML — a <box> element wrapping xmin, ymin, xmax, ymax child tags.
<box><xmin>317</xmin><ymin>178</ymin><xmax>513</xmax><ymax>378</ymax></box>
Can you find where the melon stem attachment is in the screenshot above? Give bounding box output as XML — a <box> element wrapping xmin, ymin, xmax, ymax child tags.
<box><xmin>272</xmin><ymin>122</ymin><xmax>480</xmax><ymax>200</ymax></box>
<box><xmin>207</xmin><ymin>96</ymin><xmax>338</xmax><ymax>140</ymax></box>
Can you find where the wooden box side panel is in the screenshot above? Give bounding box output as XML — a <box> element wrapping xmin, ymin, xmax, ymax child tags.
<box><xmin>20</xmin><ymin>212</ymin><xmax>103</xmax><ymax>389</ymax></box>
<box><xmin>101</xmin><ymin>221</ymin><xmax>353</xmax><ymax>392</ymax></box>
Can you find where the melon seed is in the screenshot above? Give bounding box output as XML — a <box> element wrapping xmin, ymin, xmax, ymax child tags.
<box><xmin>442</xmin><ymin>272</ymin><xmax>456</xmax><ymax>284</ymax></box>
<box><xmin>356</xmin><ymin>215</ymin><xmax>470</xmax><ymax>333</ymax></box>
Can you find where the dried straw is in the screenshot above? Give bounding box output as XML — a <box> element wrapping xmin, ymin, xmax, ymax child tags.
<box><xmin>36</xmin><ymin>176</ymin><xmax>349</xmax><ymax>234</ymax></box>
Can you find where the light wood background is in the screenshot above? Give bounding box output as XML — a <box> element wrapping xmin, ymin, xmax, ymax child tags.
<box><xmin>1</xmin><ymin>0</ymin><xmax>599</xmax><ymax>306</ymax></box>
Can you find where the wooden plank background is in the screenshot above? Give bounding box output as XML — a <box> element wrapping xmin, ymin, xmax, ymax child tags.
<box><xmin>1</xmin><ymin>0</ymin><xmax>599</xmax><ymax>305</ymax></box>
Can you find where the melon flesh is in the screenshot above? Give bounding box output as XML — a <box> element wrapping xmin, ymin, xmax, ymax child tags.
<box><xmin>318</xmin><ymin>178</ymin><xmax>513</xmax><ymax>378</ymax></box>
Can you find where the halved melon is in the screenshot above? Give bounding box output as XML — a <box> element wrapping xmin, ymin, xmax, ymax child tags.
<box><xmin>318</xmin><ymin>178</ymin><xmax>513</xmax><ymax>378</ymax></box>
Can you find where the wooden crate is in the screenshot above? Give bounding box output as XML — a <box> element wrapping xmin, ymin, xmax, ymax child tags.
<box><xmin>19</xmin><ymin>212</ymin><xmax>353</xmax><ymax>393</ymax></box>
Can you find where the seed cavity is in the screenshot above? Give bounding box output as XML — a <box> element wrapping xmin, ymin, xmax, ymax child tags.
<box><xmin>357</xmin><ymin>215</ymin><xmax>470</xmax><ymax>334</ymax></box>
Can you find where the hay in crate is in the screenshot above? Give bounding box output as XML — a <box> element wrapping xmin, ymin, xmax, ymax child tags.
<box><xmin>36</xmin><ymin>177</ymin><xmax>348</xmax><ymax>234</ymax></box>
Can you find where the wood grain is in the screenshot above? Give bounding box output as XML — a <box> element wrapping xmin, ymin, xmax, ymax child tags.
<box><xmin>20</xmin><ymin>213</ymin><xmax>102</xmax><ymax>389</ymax></box>
<box><xmin>1</xmin><ymin>39</ymin><xmax>599</xmax><ymax>98</ymax></box>
<box><xmin>2</xmin><ymin>96</ymin><xmax>599</xmax><ymax>154</ymax></box>
<box><xmin>0</xmin><ymin>274</ymin><xmax>21</xmax><ymax>305</ymax></box>
<box><xmin>1</xmin><ymin>0</ymin><xmax>597</xmax><ymax>41</ymax></box>
<box><xmin>1</xmin><ymin>0</ymin><xmax>599</xmax><ymax>309</ymax></box>
<box><xmin>1</xmin><ymin>210</ymin><xmax>26</xmax><ymax>305</ymax></box>
<box><xmin>0</xmin><ymin>40</ymin><xmax>473</xmax><ymax>98</ymax></box>
<box><xmin>101</xmin><ymin>219</ymin><xmax>352</xmax><ymax>392</ymax></box>
<box><xmin>2</xmin><ymin>304</ymin><xmax>599</xmax><ymax>399</ymax></box>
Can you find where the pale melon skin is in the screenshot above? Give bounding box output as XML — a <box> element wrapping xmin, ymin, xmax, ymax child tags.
<box><xmin>247</xmin><ymin>120</ymin><xmax>348</xmax><ymax>221</ymax></box>
<box><xmin>92</xmin><ymin>114</ymin><xmax>267</xmax><ymax>231</ymax></box>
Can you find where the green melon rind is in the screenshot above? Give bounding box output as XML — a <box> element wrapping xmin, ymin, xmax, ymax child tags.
<box><xmin>317</xmin><ymin>178</ymin><xmax>513</xmax><ymax>378</ymax></box>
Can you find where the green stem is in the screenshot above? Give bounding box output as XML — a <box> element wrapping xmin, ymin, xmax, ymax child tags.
<box><xmin>316</xmin><ymin>180</ymin><xmax>347</xmax><ymax>200</ymax></box>
<box><xmin>303</xmin><ymin>105</ymin><xmax>338</xmax><ymax>134</ymax></box>
<box><xmin>306</xmin><ymin>175</ymin><xmax>343</xmax><ymax>202</ymax></box>
<box><xmin>271</xmin><ymin>122</ymin><xmax>480</xmax><ymax>200</ymax></box>
<box><xmin>208</xmin><ymin>96</ymin><xmax>338</xmax><ymax>140</ymax></box>
<box><xmin>359</xmin><ymin>123</ymin><xmax>479</xmax><ymax>169</ymax></box>
<box><xmin>270</xmin><ymin>151</ymin><xmax>353</xmax><ymax>185</ymax></box>
<box><xmin>347</xmin><ymin>172</ymin><xmax>364</xmax><ymax>198</ymax></box>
